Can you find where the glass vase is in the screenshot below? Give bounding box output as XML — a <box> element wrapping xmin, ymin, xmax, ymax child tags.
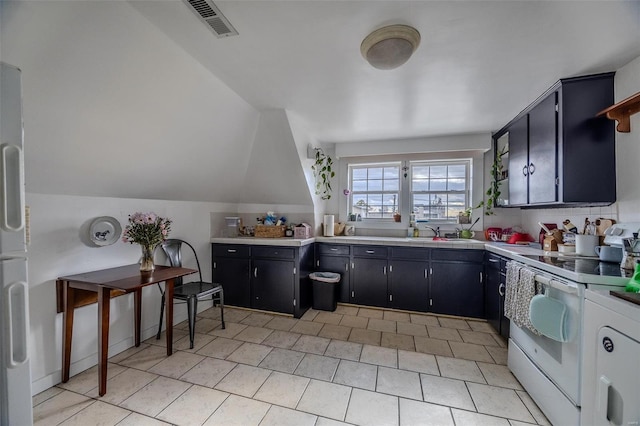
<box><xmin>139</xmin><ymin>244</ymin><xmax>155</xmax><ymax>272</ymax></box>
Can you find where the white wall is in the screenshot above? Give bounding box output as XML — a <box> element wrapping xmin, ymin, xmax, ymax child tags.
<box><xmin>26</xmin><ymin>193</ymin><xmax>240</xmax><ymax>394</ymax></box>
<box><xmin>2</xmin><ymin>1</ymin><xmax>260</xmax><ymax>203</ymax></box>
<box><xmin>239</xmin><ymin>110</ymin><xmax>314</xmax><ymax>206</ymax></box>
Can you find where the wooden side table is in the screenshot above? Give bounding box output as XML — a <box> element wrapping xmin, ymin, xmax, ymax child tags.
<box><xmin>56</xmin><ymin>264</ymin><xmax>196</xmax><ymax>396</ymax></box>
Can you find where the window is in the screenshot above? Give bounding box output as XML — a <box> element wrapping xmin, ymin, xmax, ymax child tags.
<box><xmin>349</xmin><ymin>163</ymin><xmax>401</xmax><ymax>219</ymax></box>
<box><xmin>411</xmin><ymin>161</ymin><xmax>469</xmax><ymax>221</ymax></box>
<box><xmin>347</xmin><ymin>159</ymin><xmax>470</xmax><ymax>222</ymax></box>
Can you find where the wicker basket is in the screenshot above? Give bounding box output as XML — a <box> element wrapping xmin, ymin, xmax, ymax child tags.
<box><xmin>254</xmin><ymin>225</ymin><xmax>286</xmax><ymax>238</ymax></box>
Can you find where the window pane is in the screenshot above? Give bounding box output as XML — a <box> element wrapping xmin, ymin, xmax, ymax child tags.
<box><xmin>384</xmin><ymin>167</ymin><xmax>399</xmax><ymax>179</ymax></box>
<box><xmin>429</xmin><ymin>166</ymin><xmax>447</xmax><ymax>179</ymax></box>
<box><xmin>412</xmin><ymin>180</ymin><xmax>429</xmax><ymax>192</ymax></box>
<box><xmin>352</xmin><ymin>180</ymin><xmax>367</xmax><ymax>192</ymax></box>
<box><xmin>448</xmin><ymin>165</ymin><xmax>466</xmax><ymax>178</ymax></box>
<box><xmin>368</xmin><ymin>179</ymin><xmax>383</xmax><ymax>191</ymax></box>
<box><xmin>448</xmin><ymin>178</ymin><xmax>465</xmax><ymax>191</ymax></box>
<box><xmin>366</xmin><ymin>194</ymin><xmax>384</xmax><ymax>218</ymax></box>
<box><xmin>353</xmin><ymin>168</ymin><xmax>367</xmax><ymax>180</ymax></box>
<box><xmin>384</xmin><ymin>179</ymin><xmax>399</xmax><ymax>191</ymax></box>
<box><xmin>368</xmin><ymin>168</ymin><xmax>383</xmax><ymax>179</ymax></box>
<box><xmin>430</xmin><ymin>179</ymin><xmax>447</xmax><ymax>191</ymax></box>
<box><xmin>412</xmin><ymin>166</ymin><xmax>429</xmax><ymax>181</ymax></box>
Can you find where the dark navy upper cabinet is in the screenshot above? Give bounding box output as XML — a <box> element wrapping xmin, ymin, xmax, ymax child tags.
<box><xmin>497</xmin><ymin>72</ymin><xmax>615</xmax><ymax>208</ymax></box>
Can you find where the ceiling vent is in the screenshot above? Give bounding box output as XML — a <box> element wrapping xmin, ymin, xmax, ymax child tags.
<box><xmin>182</xmin><ymin>0</ymin><xmax>238</xmax><ymax>38</ymax></box>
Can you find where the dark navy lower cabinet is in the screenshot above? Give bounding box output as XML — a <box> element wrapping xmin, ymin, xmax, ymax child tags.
<box><xmin>388</xmin><ymin>260</ymin><xmax>429</xmax><ymax>312</ymax></box>
<box><xmin>351</xmin><ymin>257</ymin><xmax>388</xmax><ymax>307</ymax></box>
<box><xmin>430</xmin><ymin>260</ymin><xmax>484</xmax><ymax>318</ymax></box>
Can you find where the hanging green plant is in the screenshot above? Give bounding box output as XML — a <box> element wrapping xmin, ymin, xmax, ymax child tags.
<box><xmin>475</xmin><ymin>145</ymin><xmax>507</xmax><ymax>216</ymax></box>
<box><xmin>311</xmin><ymin>148</ymin><xmax>335</xmax><ymax>200</ymax></box>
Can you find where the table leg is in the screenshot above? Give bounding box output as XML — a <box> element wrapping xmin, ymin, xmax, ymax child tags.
<box><xmin>97</xmin><ymin>287</ymin><xmax>111</xmax><ymax>396</ymax></box>
<box><xmin>61</xmin><ymin>280</ymin><xmax>74</xmax><ymax>383</ymax></box>
<box><xmin>165</xmin><ymin>278</ymin><xmax>174</xmax><ymax>356</ymax></box>
<box><xmin>134</xmin><ymin>289</ymin><xmax>142</xmax><ymax>347</ymax></box>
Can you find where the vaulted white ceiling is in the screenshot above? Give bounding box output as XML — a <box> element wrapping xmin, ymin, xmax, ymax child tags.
<box><xmin>2</xmin><ymin>0</ymin><xmax>639</xmax><ymax>204</ymax></box>
<box><xmin>131</xmin><ymin>0</ymin><xmax>640</xmax><ymax>144</ymax></box>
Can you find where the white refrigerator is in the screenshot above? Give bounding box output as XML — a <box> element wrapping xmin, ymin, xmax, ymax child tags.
<box><xmin>0</xmin><ymin>62</ymin><xmax>33</xmax><ymax>426</ymax></box>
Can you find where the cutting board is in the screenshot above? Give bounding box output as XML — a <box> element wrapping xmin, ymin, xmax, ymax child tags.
<box><xmin>595</xmin><ymin>218</ymin><xmax>615</xmax><ymax>236</ymax></box>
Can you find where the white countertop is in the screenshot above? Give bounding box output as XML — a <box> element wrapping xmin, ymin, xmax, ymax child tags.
<box><xmin>315</xmin><ymin>236</ymin><xmax>486</xmax><ymax>249</ymax></box>
<box><xmin>211</xmin><ymin>235</ymin><xmax>486</xmax><ymax>249</ymax></box>
<box><xmin>210</xmin><ymin>237</ymin><xmax>315</xmax><ymax>247</ymax></box>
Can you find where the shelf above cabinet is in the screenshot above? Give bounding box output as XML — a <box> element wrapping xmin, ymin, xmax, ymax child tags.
<box><xmin>597</xmin><ymin>91</ymin><xmax>640</xmax><ymax>133</ymax></box>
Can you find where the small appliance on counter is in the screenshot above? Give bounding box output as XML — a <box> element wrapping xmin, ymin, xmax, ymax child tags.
<box><xmin>602</xmin><ymin>222</ymin><xmax>640</xmax><ymax>270</ymax></box>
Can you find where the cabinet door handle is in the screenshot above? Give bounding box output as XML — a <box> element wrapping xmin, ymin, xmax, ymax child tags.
<box><xmin>366</xmin><ymin>250</ymin><xmax>375</xmax><ymax>254</ymax></box>
<box><xmin>254</xmin><ymin>267</ymin><xmax>258</xmax><ymax>278</ymax></box>
<box><xmin>529</xmin><ymin>163</ymin><xmax>535</xmax><ymax>175</ymax></box>
<box><xmin>351</xmin><ymin>262</ymin><xmax>355</xmax><ymax>269</ymax></box>
<box><xmin>316</xmin><ymin>260</ymin><xmax>320</xmax><ymax>267</ymax></box>
<box><xmin>330</xmin><ymin>248</ymin><xmax>338</xmax><ymax>251</ymax></box>
<box><xmin>489</xmin><ymin>258</ymin><xmax>499</xmax><ymax>263</ymax></box>
<box><xmin>345</xmin><ymin>263</ymin><xmax>349</xmax><ymax>272</ymax></box>
<box><xmin>383</xmin><ymin>266</ymin><xmax>387</xmax><ymax>275</ymax></box>
<box><xmin>424</xmin><ymin>269</ymin><xmax>428</xmax><ymax>279</ymax></box>
<box><xmin>389</xmin><ymin>265</ymin><xmax>393</xmax><ymax>273</ymax></box>
<box><xmin>389</xmin><ymin>294</ymin><xmax>393</xmax><ymax>302</ymax></box>
<box><xmin>522</xmin><ymin>165</ymin><xmax>528</xmax><ymax>176</ymax></box>
<box><xmin>227</xmin><ymin>249</ymin><xmax>236</xmax><ymax>253</ymax></box>
<box><xmin>480</xmin><ymin>272</ymin><xmax>483</xmax><ymax>283</ymax></box>
<box><xmin>213</xmin><ymin>261</ymin><xmax>217</xmax><ymax>269</ymax></box>
<box><xmin>498</xmin><ymin>283</ymin><xmax>506</xmax><ymax>296</ymax></box>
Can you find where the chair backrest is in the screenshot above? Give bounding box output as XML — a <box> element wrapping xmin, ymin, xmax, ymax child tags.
<box><xmin>159</xmin><ymin>239</ymin><xmax>204</xmax><ymax>285</ymax></box>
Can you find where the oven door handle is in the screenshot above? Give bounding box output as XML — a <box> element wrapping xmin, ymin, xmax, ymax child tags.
<box><xmin>535</xmin><ymin>275</ymin><xmax>579</xmax><ymax>295</ymax></box>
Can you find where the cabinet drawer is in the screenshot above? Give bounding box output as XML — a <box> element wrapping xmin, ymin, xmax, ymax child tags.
<box><xmin>353</xmin><ymin>245</ymin><xmax>389</xmax><ymax>258</ymax></box>
<box><xmin>252</xmin><ymin>246</ymin><xmax>295</xmax><ymax>259</ymax></box>
<box><xmin>431</xmin><ymin>249</ymin><xmax>484</xmax><ymax>263</ymax></box>
<box><xmin>212</xmin><ymin>244</ymin><xmax>250</xmax><ymax>258</ymax></box>
<box><xmin>390</xmin><ymin>246</ymin><xmax>429</xmax><ymax>260</ymax></box>
<box><xmin>318</xmin><ymin>243</ymin><xmax>350</xmax><ymax>256</ymax></box>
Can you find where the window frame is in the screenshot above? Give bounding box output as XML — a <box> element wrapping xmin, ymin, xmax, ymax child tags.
<box><xmin>345</xmin><ymin>158</ymin><xmax>472</xmax><ymax>225</ymax></box>
<box><xmin>348</xmin><ymin>162</ymin><xmax>402</xmax><ymax>221</ymax></box>
<box><xmin>409</xmin><ymin>160</ymin><xmax>471</xmax><ymax>223</ymax></box>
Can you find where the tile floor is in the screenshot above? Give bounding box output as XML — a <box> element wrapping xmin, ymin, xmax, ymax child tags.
<box><xmin>33</xmin><ymin>304</ymin><xmax>550</xmax><ymax>426</ymax></box>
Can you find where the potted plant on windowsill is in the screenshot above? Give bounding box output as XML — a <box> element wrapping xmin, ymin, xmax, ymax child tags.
<box><xmin>312</xmin><ymin>148</ymin><xmax>335</xmax><ymax>200</ymax></box>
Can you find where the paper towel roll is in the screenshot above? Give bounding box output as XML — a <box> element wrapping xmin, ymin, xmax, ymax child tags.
<box><xmin>323</xmin><ymin>215</ymin><xmax>335</xmax><ymax>237</ymax></box>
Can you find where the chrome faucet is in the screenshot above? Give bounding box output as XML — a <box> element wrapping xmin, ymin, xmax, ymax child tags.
<box><xmin>424</xmin><ymin>226</ymin><xmax>440</xmax><ymax>237</ymax></box>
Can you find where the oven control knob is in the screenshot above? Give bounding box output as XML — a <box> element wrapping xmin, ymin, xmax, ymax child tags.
<box><xmin>602</xmin><ymin>336</ymin><xmax>614</xmax><ymax>353</ymax></box>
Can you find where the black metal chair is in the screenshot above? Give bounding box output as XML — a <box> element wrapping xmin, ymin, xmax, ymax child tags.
<box><xmin>156</xmin><ymin>239</ymin><xmax>225</xmax><ymax>349</ymax></box>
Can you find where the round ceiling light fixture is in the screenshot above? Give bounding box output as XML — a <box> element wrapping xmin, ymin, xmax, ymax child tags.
<box><xmin>360</xmin><ymin>24</ymin><xmax>421</xmax><ymax>70</ymax></box>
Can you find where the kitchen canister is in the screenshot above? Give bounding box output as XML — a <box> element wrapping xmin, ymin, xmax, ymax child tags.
<box><xmin>323</xmin><ymin>215</ymin><xmax>335</xmax><ymax>237</ymax></box>
<box><xmin>575</xmin><ymin>234</ymin><xmax>598</xmax><ymax>256</ymax></box>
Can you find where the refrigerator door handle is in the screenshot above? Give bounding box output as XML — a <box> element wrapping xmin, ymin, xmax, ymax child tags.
<box><xmin>4</xmin><ymin>281</ymin><xmax>29</xmax><ymax>367</ymax></box>
<box><xmin>0</xmin><ymin>143</ymin><xmax>25</xmax><ymax>232</ymax></box>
